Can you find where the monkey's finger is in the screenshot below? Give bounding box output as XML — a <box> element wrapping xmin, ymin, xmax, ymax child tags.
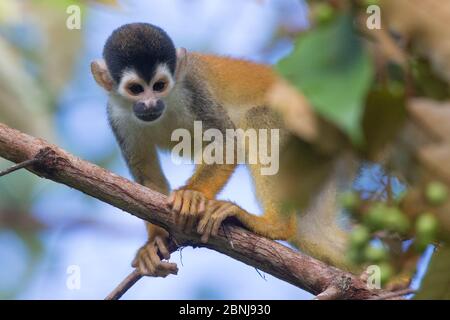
<box><xmin>155</xmin><ymin>237</ymin><xmax>170</xmax><ymax>260</ymax></box>
<box><xmin>190</xmin><ymin>194</ymin><xmax>199</xmax><ymax>215</ymax></box>
<box><xmin>177</xmin><ymin>193</ymin><xmax>193</xmax><ymax>228</ymax></box>
<box><xmin>211</xmin><ymin>215</ymin><xmax>227</xmax><ymax>237</ymax></box>
<box><xmin>159</xmin><ymin>271</ymin><xmax>170</xmax><ymax>278</ymax></box>
<box><xmin>197</xmin><ymin>217</ymin><xmax>208</xmax><ymax>234</ymax></box>
<box><xmin>178</xmin><ymin>213</ymin><xmax>188</xmax><ymax>231</ymax></box>
<box><xmin>155</xmin><ymin>270</ymin><xmax>170</xmax><ymax>278</ymax></box>
<box><xmin>167</xmin><ymin>192</ymin><xmax>176</xmax><ymax>205</ymax></box>
<box><xmin>178</xmin><ymin>197</ymin><xmax>192</xmax><ymax>229</ymax></box>
<box><xmin>180</xmin><ymin>194</ymin><xmax>191</xmax><ymax>215</ymax></box>
<box><xmin>148</xmin><ymin>246</ymin><xmax>162</xmax><ymax>269</ymax></box>
<box><xmin>201</xmin><ymin>218</ymin><xmax>216</xmax><ymax>243</ymax></box>
<box><xmin>156</xmin><ymin>263</ymin><xmax>178</xmax><ymax>278</ymax></box>
<box><xmin>138</xmin><ymin>258</ymin><xmax>150</xmax><ymax>276</ymax></box>
<box><xmin>155</xmin><ymin>272</ymin><xmax>167</xmax><ymax>278</ymax></box>
<box><xmin>211</xmin><ymin>206</ymin><xmax>234</xmax><ymax>237</ymax></box>
<box><xmin>132</xmin><ymin>246</ymin><xmax>146</xmax><ymax>267</ymax></box>
<box><xmin>172</xmin><ymin>190</ymin><xmax>184</xmax><ymax>213</ymax></box>
<box><xmin>213</xmin><ymin>203</ymin><xmax>233</xmax><ymax>218</ymax></box>
<box><xmin>150</xmin><ymin>249</ymin><xmax>177</xmax><ymax>276</ymax></box>
<box><xmin>198</xmin><ymin>198</ymin><xmax>206</xmax><ymax>214</ymax></box>
<box><xmin>202</xmin><ymin>204</ymin><xmax>231</xmax><ymax>241</ymax></box>
<box><xmin>185</xmin><ymin>214</ymin><xmax>197</xmax><ymax>233</ymax></box>
<box><xmin>197</xmin><ymin>206</ymin><xmax>214</xmax><ymax>234</ymax></box>
<box><xmin>131</xmin><ymin>255</ymin><xmax>138</xmax><ymax>267</ymax></box>
<box><xmin>143</xmin><ymin>245</ymin><xmax>158</xmax><ymax>271</ymax></box>
<box><xmin>142</xmin><ymin>249</ymin><xmax>156</xmax><ymax>274</ymax></box>
<box><xmin>185</xmin><ymin>194</ymin><xmax>199</xmax><ymax>231</ymax></box>
<box><xmin>158</xmin><ymin>261</ymin><xmax>179</xmax><ymax>275</ymax></box>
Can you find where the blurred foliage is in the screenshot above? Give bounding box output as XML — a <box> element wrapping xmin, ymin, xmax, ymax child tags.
<box><xmin>277</xmin><ymin>13</ymin><xmax>373</xmax><ymax>144</ymax></box>
<box><xmin>0</xmin><ymin>0</ymin><xmax>117</xmax><ymax>299</ymax></box>
<box><xmin>268</xmin><ymin>0</ymin><xmax>450</xmax><ymax>297</ymax></box>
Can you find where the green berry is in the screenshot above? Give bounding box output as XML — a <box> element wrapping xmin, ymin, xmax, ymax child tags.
<box><xmin>426</xmin><ymin>182</ymin><xmax>448</xmax><ymax>206</ymax></box>
<box><xmin>415</xmin><ymin>213</ymin><xmax>438</xmax><ymax>252</ymax></box>
<box><xmin>365</xmin><ymin>204</ymin><xmax>410</xmax><ymax>234</ymax></box>
<box><xmin>364</xmin><ymin>245</ymin><xmax>388</xmax><ymax>263</ymax></box>
<box><xmin>364</xmin><ymin>203</ymin><xmax>388</xmax><ymax>231</ymax></box>
<box><xmin>340</xmin><ymin>192</ymin><xmax>360</xmax><ymax>211</ymax></box>
<box><xmin>350</xmin><ymin>225</ymin><xmax>371</xmax><ymax>248</ymax></box>
<box><xmin>384</xmin><ymin>207</ymin><xmax>411</xmax><ymax>234</ymax></box>
<box><xmin>416</xmin><ymin>213</ymin><xmax>438</xmax><ymax>236</ymax></box>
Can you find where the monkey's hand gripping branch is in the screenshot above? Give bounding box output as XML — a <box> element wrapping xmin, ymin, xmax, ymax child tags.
<box><xmin>0</xmin><ymin>122</ymin><xmax>402</xmax><ymax>300</ymax></box>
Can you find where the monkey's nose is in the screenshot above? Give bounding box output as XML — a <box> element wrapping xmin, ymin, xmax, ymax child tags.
<box><xmin>134</xmin><ymin>101</ymin><xmax>150</xmax><ymax>112</ymax></box>
<box><xmin>133</xmin><ymin>101</ymin><xmax>165</xmax><ymax>122</ymax></box>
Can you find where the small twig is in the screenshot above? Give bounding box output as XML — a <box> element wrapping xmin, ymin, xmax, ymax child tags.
<box><xmin>315</xmin><ymin>286</ymin><xmax>342</xmax><ymax>300</ymax></box>
<box><xmin>105</xmin><ymin>269</ymin><xmax>142</xmax><ymax>300</ymax></box>
<box><xmin>254</xmin><ymin>268</ymin><xmax>267</xmax><ymax>281</ymax></box>
<box><xmin>368</xmin><ymin>288</ymin><xmax>415</xmax><ymax>300</ymax></box>
<box><xmin>0</xmin><ymin>159</ymin><xmax>39</xmax><ymax>177</ymax></box>
<box><xmin>315</xmin><ymin>275</ymin><xmax>352</xmax><ymax>300</ymax></box>
<box><xmin>179</xmin><ymin>246</ymin><xmax>184</xmax><ymax>266</ymax></box>
<box><xmin>105</xmin><ymin>239</ymin><xmax>180</xmax><ymax>299</ymax></box>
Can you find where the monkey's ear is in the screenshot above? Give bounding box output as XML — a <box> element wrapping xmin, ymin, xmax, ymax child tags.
<box><xmin>91</xmin><ymin>59</ymin><xmax>114</xmax><ymax>92</ymax></box>
<box><xmin>175</xmin><ymin>47</ymin><xmax>188</xmax><ymax>82</ymax></box>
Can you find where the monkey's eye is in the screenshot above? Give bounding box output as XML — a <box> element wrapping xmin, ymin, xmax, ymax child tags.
<box><xmin>127</xmin><ymin>83</ymin><xmax>144</xmax><ymax>96</ymax></box>
<box><xmin>153</xmin><ymin>81</ymin><xmax>167</xmax><ymax>92</ymax></box>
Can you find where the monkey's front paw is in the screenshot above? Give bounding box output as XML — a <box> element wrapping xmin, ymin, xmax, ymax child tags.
<box><xmin>132</xmin><ymin>237</ymin><xmax>178</xmax><ymax>277</ymax></box>
<box><xmin>167</xmin><ymin>189</ymin><xmax>207</xmax><ymax>232</ymax></box>
<box><xmin>197</xmin><ymin>200</ymin><xmax>238</xmax><ymax>243</ymax></box>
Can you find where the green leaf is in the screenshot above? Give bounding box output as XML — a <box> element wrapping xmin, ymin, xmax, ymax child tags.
<box><xmin>277</xmin><ymin>14</ymin><xmax>374</xmax><ymax>144</ymax></box>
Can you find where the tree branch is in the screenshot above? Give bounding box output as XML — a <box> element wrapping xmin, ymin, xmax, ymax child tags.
<box><xmin>0</xmin><ymin>158</ymin><xmax>39</xmax><ymax>177</ymax></box>
<box><xmin>105</xmin><ymin>270</ymin><xmax>142</xmax><ymax>300</ymax></box>
<box><xmin>0</xmin><ymin>122</ymin><xmax>395</xmax><ymax>299</ymax></box>
<box><xmin>105</xmin><ymin>240</ymin><xmax>180</xmax><ymax>300</ymax></box>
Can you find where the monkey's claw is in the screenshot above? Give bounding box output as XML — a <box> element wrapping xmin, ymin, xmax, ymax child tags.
<box><xmin>132</xmin><ymin>236</ymin><xmax>178</xmax><ymax>277</ymax></box>
<box><xmin>167</xmin><ymin>189</ymin><xmax>207</xmax><ymax>232</ymax></box>
<box><xmin>197</xmin><ymin>200</ymin><xmax>237</xmax><ymax>243</ymax></box>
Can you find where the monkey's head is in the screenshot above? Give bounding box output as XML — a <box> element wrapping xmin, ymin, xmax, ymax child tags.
<box><xmin>91</xmin><ymin>23</ymin><xmax>187</xmax><ymax>122</ymax></box>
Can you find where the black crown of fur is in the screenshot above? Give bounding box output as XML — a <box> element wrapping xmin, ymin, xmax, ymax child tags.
<box><xmin>103</xmin><ymin>23</ymin><xmax>177</xmax><ymax>84</ymax></box>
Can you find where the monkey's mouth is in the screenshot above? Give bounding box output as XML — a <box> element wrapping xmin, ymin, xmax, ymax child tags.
<box><xmin>133</xmin><ymin>101</ymin><xmax>165</xmax><ymax>122</ymax></box>
<box><xmin>134</xmin><ymin>109</ymin><xmax>164</xmax><ymax>122</ymax></box>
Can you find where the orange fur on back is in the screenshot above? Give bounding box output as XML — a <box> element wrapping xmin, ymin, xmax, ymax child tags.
<box><xmin>191</xmin><ymin>53</ymin><xmax>276</xmax><ymax>107</ymax></box>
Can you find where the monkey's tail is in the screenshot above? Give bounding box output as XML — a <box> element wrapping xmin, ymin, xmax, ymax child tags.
<box><xmin>293</xmin><ymin>155</ymin><xmax>357</xmax><ymax>272</ymax></box>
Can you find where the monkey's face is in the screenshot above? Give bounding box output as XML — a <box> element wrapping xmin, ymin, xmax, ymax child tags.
<box><xmin>92</xmin><ymin>24</ymin><xmax>187</xmax><ymax>123</ymax></box>
<box><xmin>116</xmin><ymin>65</ymin><xmax>174</xmax><ymax>122</ymax></box>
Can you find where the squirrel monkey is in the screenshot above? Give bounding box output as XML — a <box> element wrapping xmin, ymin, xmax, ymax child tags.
<box><xmin>91</xmin><ymin>23</ymin><xmax>350</xmax><ymax>277</ymax></box>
